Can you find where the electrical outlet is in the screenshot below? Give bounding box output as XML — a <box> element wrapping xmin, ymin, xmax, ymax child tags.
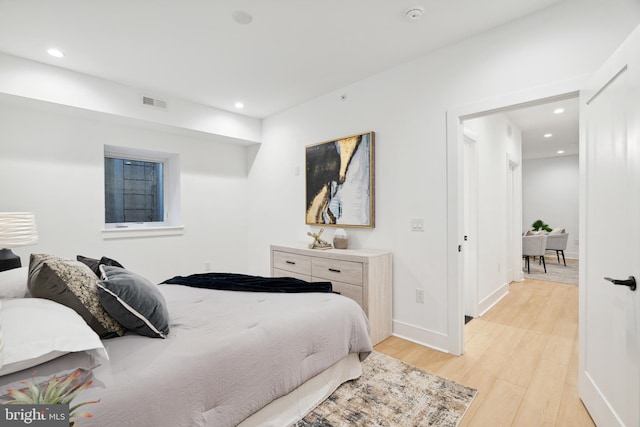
<box><xmin>294</xmin><ymin>165</ymin><xmax>300</xmax><ymax>176</ymax></box>
<box><xmin>411</xmin><ymin>217</ymin><xmax>425</xmax><ymax>232</ymax></box>
<box><xmin>416</xmin><ymin>288</ymin><xmax>425</xmax><ymax>304</ymax></box>
<box><xmin>204</xmin><ymin>262</ymin><xmax>211</xmax><ymax>272</ymax></box>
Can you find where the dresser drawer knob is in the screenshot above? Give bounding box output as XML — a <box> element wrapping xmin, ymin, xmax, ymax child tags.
<box><xmin>329</xmin><ymin>268</ymin><xmax>341</xmax><ymax>273</ymax></box>
<box><xmin>286</xmin><ymin>260</ymin><xmax>296</xmax><ymax>265</ymax></box>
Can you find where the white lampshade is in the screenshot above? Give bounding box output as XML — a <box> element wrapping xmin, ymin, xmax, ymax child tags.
<box><xmin>0</xmin><ymin>212</ymin><xmax>39</xmax><ymax>247</ymax></box>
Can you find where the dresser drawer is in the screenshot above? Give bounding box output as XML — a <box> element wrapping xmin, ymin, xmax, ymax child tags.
<box><xmin>329</xmin><ymin>280</ymin><xmax>363</xmax><ymax>308</ymax></box>
<box><xmin>272</xmin><ymin>268</ymin><xmax>311</xmax><ymax>282</ymax></box>
<box><xmin>273</xmin><ymin>251</ymin><xmax>311</xmax><ymax>275</ymax></box>
<box><xmin>311</xmin><ymin>257</ymin><xmax>363</xmax><ymax>285</ymax></box>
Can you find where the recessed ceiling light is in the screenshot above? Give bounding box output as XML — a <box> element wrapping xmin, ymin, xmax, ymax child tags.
<box><xmin>553</xmin><ymin>108</ymin><xmax>565</xmax><ymax>114</ymax></box>
<box><xmin>544</xmin><ymin>133</ymin><xmax>553</xmax><ymax>138</ymax></box>
<box><xmin>557</xmin><ymin>150</ymin><xmax>565</xmax><ymax>154</ymax></box>
<box><xmin>232</xmin><ymin>11</ymin><xmax>253</xmax><ymax>25</ymax></box>
<box><xmin>47</xmin><ymin>48</ymin><xmax>64</xmax><ymax>58</ymax></box>
<box><xmin>234</xmin><ymin>102</ymin><xmax>244</xmax><ymax>109</ymax></box>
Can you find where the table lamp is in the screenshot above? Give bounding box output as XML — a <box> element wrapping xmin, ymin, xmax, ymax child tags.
<box><xmin>0</xmin><ymin>212</ymin><xmax>38</xmax><ymax>272</ymax></box>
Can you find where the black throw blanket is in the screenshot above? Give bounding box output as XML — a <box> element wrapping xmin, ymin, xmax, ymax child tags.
<box><xmin>161</xmin><ymin>272</ymin><xmax>333</xmax><ymax>294</ymax></box>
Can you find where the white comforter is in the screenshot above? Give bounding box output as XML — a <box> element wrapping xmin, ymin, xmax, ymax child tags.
<box><xmin>77</xmin><ymin>284</ymin><xmax>372</xmax><ymax>427</ymax></box>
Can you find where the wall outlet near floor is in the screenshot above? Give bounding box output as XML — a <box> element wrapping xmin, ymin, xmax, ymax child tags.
<box><xmin>204</xmin><ymin>262</ymin><xmax>211</xmax><ymax>272</ymax></box>
<box><xmin>416</xmin><ymin>288</ymin><xmax>425</xmax><ymax>304</ymax></box>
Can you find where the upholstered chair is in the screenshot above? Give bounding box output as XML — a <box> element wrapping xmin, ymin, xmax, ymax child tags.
<box><xmin>522</xmin><ymin>235</ymin><xmax>547</xmax><ymax>274</ymax></box>
<box><xmin>546</xmin><ymin>232</ymin><xmax>569</xmax><ymax>266</ymax></box>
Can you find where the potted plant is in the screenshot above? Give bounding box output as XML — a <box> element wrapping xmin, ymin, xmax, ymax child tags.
<box><xmin>531</xmin><ymin>219</ymin><xmax>552</xmax><ymax>232</ymax></box>
<box><xmin>5</xmin><ymin>368</ymin><xmax>99</xmax><ymax>426</ymax></box>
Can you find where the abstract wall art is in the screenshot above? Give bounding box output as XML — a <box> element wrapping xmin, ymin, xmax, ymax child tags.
<box><xmin>305</xmin><ymin>131</ymin><xmax>374</xmax><ymax>228</ymax></box>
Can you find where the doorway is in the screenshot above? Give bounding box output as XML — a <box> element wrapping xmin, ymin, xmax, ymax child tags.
<box><xmin>446</xmin><ymin>77</ymin><xmax>585</xmax><ymax>356</ymax></box>
<box><xmin>461</xmin><ymin>96</ymin><xmax>579</xmax><ymax>314</ymax></box>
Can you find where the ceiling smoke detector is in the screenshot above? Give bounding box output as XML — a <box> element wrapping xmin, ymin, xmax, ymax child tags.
<box><xmin>404</xmin><ymin>7</ymin><xmax>424</xmax><ymax>22</ymax></box>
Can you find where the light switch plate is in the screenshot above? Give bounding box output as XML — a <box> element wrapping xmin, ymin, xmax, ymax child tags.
<box><xmin>411</xmin><ymin>217</ymin><xmax>424</xmax><ymax>232</ymax></box>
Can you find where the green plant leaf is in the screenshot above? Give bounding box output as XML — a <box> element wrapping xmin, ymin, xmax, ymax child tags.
<box><xmin>4</xmin><ymin>369</ymin><xmax>97</xmax><ymax>421</ymax></box>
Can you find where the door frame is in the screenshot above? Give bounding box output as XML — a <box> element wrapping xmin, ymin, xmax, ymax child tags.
<box><xmin>445</xmin><ymin>77</ymin><xmax>586</xmax><ymax>355</ymax></box>
<box><xmin>507</xmin><ymin>154</ymin><xmax>523</xmax><ymax>284</ymax></box>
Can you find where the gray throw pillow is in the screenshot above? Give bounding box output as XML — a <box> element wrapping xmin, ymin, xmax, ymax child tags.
<box><xmin>77</xmin><ymin>255</ymin><xmax>124</xmax><ymax>276</ymax></box>
<box><xmin>97</xmin><ymin>266</ymin><xmax>170</xmax><ymax>339</ymax></box>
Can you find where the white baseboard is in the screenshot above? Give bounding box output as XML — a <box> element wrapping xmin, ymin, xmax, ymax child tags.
<box><xmin>391</xmin><ymin>320</ymin><xmax>451</xmax><ymax>354</ymax></box>
<box><xmin>478</xmin><ymin>282</ymin><xmax>509</xmax><ymax>317</ymax></box>
<box><xmin>391</xmin><ymin>283</ymin><xmax>509</xmax><ymax>353</ymax></box>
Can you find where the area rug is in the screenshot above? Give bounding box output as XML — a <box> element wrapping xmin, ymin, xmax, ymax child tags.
<box><xmin>294</xmin><ymin>351</ymin><xmax>477</xmax><ymax>427</ymax></box>
<box><xmin>523</xmin><ymin>256</ymin><xmax>578</xmax><ymax>285</ymax></box>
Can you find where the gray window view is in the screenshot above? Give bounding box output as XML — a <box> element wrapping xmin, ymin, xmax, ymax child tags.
<box><xmin>104</xmin><ymin>157</ymin><xmax>164</xmax><ymax>223</ymax></box>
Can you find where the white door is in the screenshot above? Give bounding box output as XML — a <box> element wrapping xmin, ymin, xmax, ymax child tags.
<box><xmin>463</xmin><ymin>130</ymin><xmax>478</xmax><ymax>318</ymax></box>
<box><xmin>580</xmin><ymin>24</ymin><xmax>640</xmax><ymax>426</ymax></box>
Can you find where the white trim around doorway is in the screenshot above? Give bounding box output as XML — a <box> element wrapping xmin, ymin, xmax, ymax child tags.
<box><xmin>445</xmin><ymin>75</ymin><xmax>587</xmax><ymax>355</ymax></box>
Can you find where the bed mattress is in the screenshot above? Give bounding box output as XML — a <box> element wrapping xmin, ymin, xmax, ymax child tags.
<box><xmin>70</xmin><ymin>284</ymin><xmax>372</xmax><ymax>426</ymax></box>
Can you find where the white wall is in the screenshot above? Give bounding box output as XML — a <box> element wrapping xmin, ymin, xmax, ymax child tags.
<box><xmin>247</xmin><ymin>0</ymin><xmax>640</xmax><ymax>350</ymax></box>
<box><xmin>0</xmin><ymin>95</ymin><xmax>250</xmax><ymax>283</ymax></box>
<box><xmin>464</xmin><ymin>114</ymin><xmax>522</xmax><ymax>316</ymax></box>
<box><xmin>0</xmin><ymin>0</ymin><xmax>637</xmax><ymax>352</ymax></box>
<box><xmin>523</xmin><ymin>155</ymin><xmax>579</xmax><ymax>258</ymax></box>
<box><xmin>0</xmin><ymin>53</ymin><xmax>262</xmax><ymax>144</ymax></box>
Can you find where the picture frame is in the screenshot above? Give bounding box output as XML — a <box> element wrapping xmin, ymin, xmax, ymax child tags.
<box><xmin>305</xmin><ymin>131</ymin><xmax>375</xmax><ymax>228</ymax></box>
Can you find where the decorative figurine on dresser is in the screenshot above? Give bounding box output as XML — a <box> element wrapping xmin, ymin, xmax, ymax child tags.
<box><xmin>270</xmin><ymin>243</ymin><xmax>392</xmax><ymax>345</ymax></box>
<box><xmin>307</xmin><ymin>228</ymin><xmax>332</xmax><ymax>250</ymax></box>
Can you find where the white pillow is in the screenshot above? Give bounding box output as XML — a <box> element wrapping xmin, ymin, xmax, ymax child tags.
<box><xmin>0</xmin><ymin>351</ymin><xmax>100</xmax><ymax>392</ymax></box>
<box><xmin>0</xmin><ymin>298</ymin><xmax>108</xmax><ymax>376</ymax></box>
<box><xmin>0</xmin><ymin>267</ymin><xmax>29</xmax><ymax>299</ymax></box>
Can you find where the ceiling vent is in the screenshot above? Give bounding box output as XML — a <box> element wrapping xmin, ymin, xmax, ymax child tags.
<box><xmin>142</xmin><ymin>95</ymin><xmax>167</xmax><ymax>110</ymax></box>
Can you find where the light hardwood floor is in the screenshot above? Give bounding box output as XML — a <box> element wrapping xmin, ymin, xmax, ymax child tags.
<box><xmin>375</xmin><ymin>279</ymin><xmax>594</xmax><ymax>427</ymax></box>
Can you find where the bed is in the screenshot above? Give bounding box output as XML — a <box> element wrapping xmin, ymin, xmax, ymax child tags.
<box><xmin>0</xmin><ymin>255</ymin><xmax>373</xmax><ymax>427</ymax></box>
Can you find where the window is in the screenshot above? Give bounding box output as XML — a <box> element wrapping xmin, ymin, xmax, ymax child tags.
<box><xmin>103</xmin><ymin>145</ymin><xmax>182</xmax><ymax>238</ymax></box>
<box><xmin>104</xmin><ymin>158</ymin><xmax>164</xmax><ymax>223</ymax></box>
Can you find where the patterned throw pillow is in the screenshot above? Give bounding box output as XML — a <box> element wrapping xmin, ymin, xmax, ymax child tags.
<box><xmin>28</xmin><ymin>254</ymin><xmax>125</xmax><ymax>338</ymax></box>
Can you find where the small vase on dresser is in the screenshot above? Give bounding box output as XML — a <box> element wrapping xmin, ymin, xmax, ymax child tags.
<box><xmin>333</xmin><ymin>228</ymin><xmax>349</xmax><ymax>249</ymax></box>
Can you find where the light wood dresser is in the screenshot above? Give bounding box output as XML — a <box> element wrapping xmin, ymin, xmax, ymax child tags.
<box><xmin>270</xmin><ymin>244</ymin><xmax>392</xmax><ymax>345</ymax></box>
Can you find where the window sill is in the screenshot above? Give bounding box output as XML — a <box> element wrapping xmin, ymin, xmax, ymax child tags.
<box><xmin>101</xmin><ymin>225</ymin><xmax>185</xmax><ymax>240</ymax></box>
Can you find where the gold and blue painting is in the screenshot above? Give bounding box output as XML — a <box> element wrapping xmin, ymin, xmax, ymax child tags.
<box><xmin>305</xmin><ymin>132</ymin><xmax>374</xmax><ymax>228</ymax></box>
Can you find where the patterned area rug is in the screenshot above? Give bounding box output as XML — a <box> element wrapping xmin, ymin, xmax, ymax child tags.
<box><xmin>294</xmin><ymin>352</ymin><xmax>477</xmax><ymax>427</ymax></box>
<box><xmin>523</xmin><ymin>256</ymin><xmax>578</xmax><ymax>285</ymax></box>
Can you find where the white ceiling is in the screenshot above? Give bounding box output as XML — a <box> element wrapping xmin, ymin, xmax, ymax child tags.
<box><xmin>506</xmin><ymin>97</ymin><xmax>579</xmax><ymax>160</ymax></box>
<box><xmin>0</xmin><ymin>0</ymin><xmax>565</xmax><ymax>119</ymax></box>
